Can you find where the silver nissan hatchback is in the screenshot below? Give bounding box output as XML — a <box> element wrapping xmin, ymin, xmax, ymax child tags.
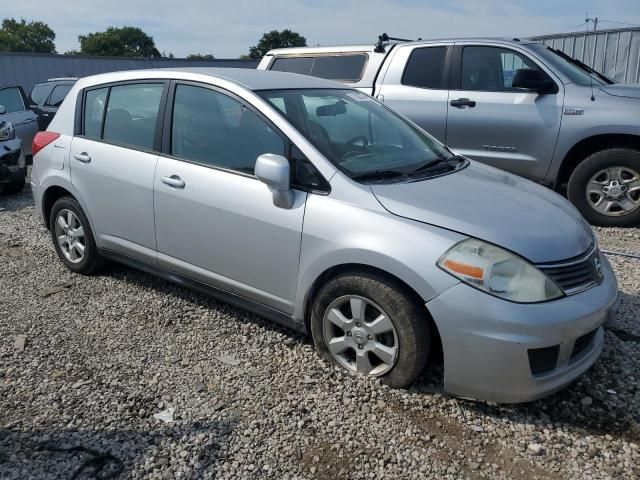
<box><xmin>31</xmin><ymin>68</ymin><xmax>619</xmax><ymax>403</ymax></box>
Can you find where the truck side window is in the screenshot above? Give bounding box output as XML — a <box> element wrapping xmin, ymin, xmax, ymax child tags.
<box><xmin>461</xmin><ymin>46</ymin><xmax>543</xmax><ymax>91</ymax></box>
<box><xmin>402</xmin><ymin>47</ymin><xmax>447</xmax><ymax>89</ymax></box>
<box><xmin>271</xmin><ymin>55</ymin><xmax>367</xmax><ymax>82</ymax></box>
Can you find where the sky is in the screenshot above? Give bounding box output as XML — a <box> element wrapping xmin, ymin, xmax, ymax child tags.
<box><xmin>4</xmin><ymin>0</ymin><xmax>640</xmax><ymax>58</ymax></box>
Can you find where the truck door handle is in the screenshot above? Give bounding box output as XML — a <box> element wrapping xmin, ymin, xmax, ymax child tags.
<box><xmin>161</xmin><ymin>175</ymin><xmax>185</xmax><ymax>189</ymax></box>
<box><xmin>73</xmin><ymin>152</ymin><xmax>91</xmax><ymax>163</ymax></box>
<box><xmin>450</xmin><ymin>98</ymin><xmax>476</xmax><ymax>108</ymax></box>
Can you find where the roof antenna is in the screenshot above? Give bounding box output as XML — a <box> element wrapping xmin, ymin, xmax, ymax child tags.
<box><xmin>585</xmin><ymin>13</ymin><xmax>596</xmax><ymax>101</ymax></box>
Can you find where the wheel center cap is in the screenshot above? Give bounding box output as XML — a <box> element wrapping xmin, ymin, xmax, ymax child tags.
<box><xmin>352</xmin><ymin>328</ymin><xmax>367</xmax><ymax>345</ymax></box>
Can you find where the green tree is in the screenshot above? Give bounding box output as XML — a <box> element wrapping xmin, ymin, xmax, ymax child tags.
<box><xmin>248</xmin><ymin>29</ymin><xmax>306</xmax><ymax>59</ymax></box>
<box><xmin>78</xmin><ymin>26</ymin><xmax>160</xmax><ymax>57</ymax></box>
<box><xmin>0</xmin><ymin>18</ymin><xmax>56</xmax><ymax>53</ymax></box>
<box><xmin>186</xmin><ymin>53</ymin><xmax>215</xmax><ymax>60</ymax></box>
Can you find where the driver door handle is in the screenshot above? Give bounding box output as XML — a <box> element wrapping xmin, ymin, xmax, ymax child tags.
<box><xmin>450</xmin><ymin>98</ymin><xmax>476</xmax><ymax>108</ymax></box>
<box><xmin>161</xmin><ymin>175</ymin><xmax>185</xmax><ymax>189</ymax></box>
<box><xmin>73</xmin><ymin>152</ymin><xmax>91</xmax><ymax>163</ymax></box>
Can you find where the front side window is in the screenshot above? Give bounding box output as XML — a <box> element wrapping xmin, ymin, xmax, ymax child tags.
<box><xmin>271</xmin><ymin>54</ymin><xmax>367</xmax><ymax>82</ymax></box>
<box><xmin>46</xmin><ymin>84</ymin><xmax>73</xmax><ymax>107</ymax></box>
<box><xmin>103</xmin><ymin>84</ymin><xmax>164</xmax><ymax>150</ymax></box>
<box><xmin>461</xmin><ymin>46</ymin><xmax>546</xmax><ymax>91</ymax></box>
<box><xmin>0</xmin><ymin>87</ymin><xmax>25</xmax><ymax>113</ymax></box>
<box><xmin>171</xmin><ymin>84</ymin><xmax>284</xmax><ymax>174</ymax></box>
<box><xmin>259</xmin><ymin>89</ymin><xmax>458</xmax><ymax>181</ymax></box>
<box><xmin>402</xmin><ymin>46</ymin><xmax>447</xmax><ymax>89</ymax></box>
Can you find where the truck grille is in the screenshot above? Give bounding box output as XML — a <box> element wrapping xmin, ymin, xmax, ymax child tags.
<box><xmin>537</xmin><ymin>246</ymin><xmax>603</xmax><ymax>295</ymax></box>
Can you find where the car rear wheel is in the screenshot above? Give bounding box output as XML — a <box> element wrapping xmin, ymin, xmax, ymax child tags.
<box><xmin>568</xmin><ymin>148</ymin><xmax>640</xmax><ymax>226</ymax></box>
<box><xmin>50</xmin><ymin>196</ymin><xmax>104</xmax><ymax>274</ymax></box>
<box><xmin>311</xmin><ymin>271</ymin><xmax>430</xmax><ymax>388</ymax></box>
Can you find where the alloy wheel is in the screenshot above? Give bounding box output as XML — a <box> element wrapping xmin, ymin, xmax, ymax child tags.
<box><xmin>322</xmin><ymin>295</ymin><xmax>399</xmax><ymax>376</ymax></box>
<box><xmin>54</xmin><ymin>209</ymin><xmax>86</xmax><ymax>264</ymax></box>
<box><xmin>586</xmin><ymin>166</ymin><xmax>640</xmax><ymax>217</ymax></box>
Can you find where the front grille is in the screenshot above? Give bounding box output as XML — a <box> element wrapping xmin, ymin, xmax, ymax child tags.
<box><xmin>538</xmin><ymin>247</ymin><xmax>603</xmax><ymax>295</ymax></box>
<box><xmin>571</xmin><ymin>328</ymin><xmax>598</xmax><ymax>361</ymax></box>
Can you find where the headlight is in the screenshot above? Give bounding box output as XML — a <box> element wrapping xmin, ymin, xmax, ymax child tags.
<box><xmin>437</xmin><ymin>238</ymin><xmax>564</xmax><ymax>303</ymax></box>
<box><xmin>0</xmin><ymin>122</ymin><xmax>15</xmax><ymax>141</ymax></box>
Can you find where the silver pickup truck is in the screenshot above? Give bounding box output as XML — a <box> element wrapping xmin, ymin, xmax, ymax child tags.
<box><xmin>258</xmin><ymin>37</ymin><xmax>640</xmax><ymax>227</ymax></box>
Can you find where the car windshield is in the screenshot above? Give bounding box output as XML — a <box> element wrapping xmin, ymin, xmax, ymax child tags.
<box><xmin>529</xmin><ymin>44</ymin><xmax>611</xmax><ymax>86</ymax></box>
<box><xmin>258</xmin><ymin>89</ymin><xmax>461</xmax><ymax>182</ymax></box>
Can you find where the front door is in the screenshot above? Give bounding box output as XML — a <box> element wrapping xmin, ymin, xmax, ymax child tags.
<box><xmin>154</xmin><ymin>82</ymin><xmax>306</xmax><ymax>314</ymax></box>
<box><xmin>70</xmin><ymin>82</ymin><xmax>166</xmax><ymax>263</ymax></box>
<box><xmin>445</xmin><ymin>45</ymin><xmax>564</xmax><ymax>181</ymax></box>
<box><xmin>0</xmin><ymin>86</ymin><xmax>38</xmax><ymax>155</ymax></box>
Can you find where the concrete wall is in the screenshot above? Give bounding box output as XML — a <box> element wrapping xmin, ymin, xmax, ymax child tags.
<box><xmin>0</xmin><ymin>52</ymin><xmax>258</xmax><ymax>93</ymax></box>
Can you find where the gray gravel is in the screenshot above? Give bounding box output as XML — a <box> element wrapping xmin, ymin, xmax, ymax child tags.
<box><xmin>1</xmin><ymin>172</ymin><xmax>639</xmax><ymax>479</ymax></box>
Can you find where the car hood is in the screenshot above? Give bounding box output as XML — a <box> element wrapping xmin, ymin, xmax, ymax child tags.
<box><xmin>370</xmin><ymin>162</ymin><xmax>594</xmax><ymax>264</ymax></box>
<box><xmin>599</xmin><ymin>84</ymin><xmax>640</xmax><ymax>100</ymax></box>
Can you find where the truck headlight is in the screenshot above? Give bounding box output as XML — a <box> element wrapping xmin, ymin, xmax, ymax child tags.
<box><xmin>0</xmin><ymin>122</ymin><xmax>15</xmax><ymax>141</ymax></box>
<box><xmin>437</xmin><ymin>239</ymin><xmax>564</xmax><ymax>303</ymax></box>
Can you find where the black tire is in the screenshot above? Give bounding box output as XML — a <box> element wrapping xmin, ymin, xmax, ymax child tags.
<box><xmin>1</xmin><ymin>177</ymin><xmax>25</xmax><ymax>195</ymax></box>
<box><xmin>568</xmin><ymin>148</ymin><xmax>640</xmax><ymax>227</ymax></box>
<box><xmin>311</xmin><ymin>271</ymin><xmax>430</xmax><ymax>388</ymax></box>
<box><xmin>49</xmin><ymin>196</ymin><xmax>104</xmax><ymax>274</ymax></box>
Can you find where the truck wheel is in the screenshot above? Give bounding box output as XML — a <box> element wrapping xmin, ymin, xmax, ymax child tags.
<box><xmin>568</xmin><ymin>148</ymin><xmax>640</xmax><ymax>227</ymax></box>
<box><xmin>311</xmin><ymin>271</ymin><xmax>430</xmax><ymax>388</ymax></box>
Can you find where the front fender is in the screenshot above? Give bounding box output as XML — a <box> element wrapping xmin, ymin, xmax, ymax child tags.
<box><xmin>293</xmin><ymin>192</ymin><xmax>465</xmax><ymax>321</ymax></box>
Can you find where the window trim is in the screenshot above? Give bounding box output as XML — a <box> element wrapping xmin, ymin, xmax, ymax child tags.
<box><xmin>451</xmin><ymin>44</ymin><xmax>559</xmax><ymax>93</ymax></box>
<box><xmin>77</xmin><ymin>79</ymin><xmax>170</xmax><ymax>155</ymax></box>
<box><xmin>268</xmin><ymin>53</ymin><xmax>370</xmax><ymax>83</ymax></box>
<box><xmin>400</xmin><ymin>45</ymin><xmax>452</xmax><ymax>91</ymax></box>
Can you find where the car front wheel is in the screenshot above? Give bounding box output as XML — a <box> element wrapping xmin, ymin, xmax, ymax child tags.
<box><xmin>568</xmin><ymin>148</ymin><xmax>640</xmax><ymax>226</ymax></box>
<box><xmin>311</xmin><ymin>271</ymin><xmax>430</xmax><ymax>388</ymax></box>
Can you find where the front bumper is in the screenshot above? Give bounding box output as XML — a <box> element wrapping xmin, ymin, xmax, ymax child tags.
<box><xmin>426</xmin><ymin>255</ymin><xmax>619</xmax><ymax>403</ymax></box>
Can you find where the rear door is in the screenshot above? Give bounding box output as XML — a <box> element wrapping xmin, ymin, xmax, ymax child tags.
<box><xmin>445</xmin><ymin>44</ymin><xmax>564</xmax><ymax>181</ymax></box>
<box><xmin>70</xmin><ymin>81</ymin><xmax>167</xmax><ymax>264</ymax></box>
<box><xmin>374</xmin><ymin>44</ymin><xmax>451</xmax><ymax>141</ymax></box>
<box><xmin>0</xmin><ymin>86</ymin><xmax>38</xmax><ymax>155</ymax></box>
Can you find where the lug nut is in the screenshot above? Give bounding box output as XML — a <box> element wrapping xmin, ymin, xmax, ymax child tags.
<box><xmin>355</xmin><ymin>322</ymin><xmax>361</xmax><ymax>327</ymax></box>
<box><xmin>346</xmin><ymin>331</ymin><xmax>352</xmax><ymax>336</ymax></box>
<box><xmin>358</xmin><ymin>345</ymin><xmax>363</xmax><ymax>349</ymax></box>
<box><xmin>367</xmin><ymin>335</ymin><xmax>373</xmax><ymax>340</ymax></box>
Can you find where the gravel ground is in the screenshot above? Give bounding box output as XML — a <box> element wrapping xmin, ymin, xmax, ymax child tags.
<box><xmin>1</xmin><ymin>172</ymin><xmax>639</xmax><ymax>479</ymax></box>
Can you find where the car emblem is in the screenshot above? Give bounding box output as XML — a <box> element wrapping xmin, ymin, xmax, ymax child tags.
<box><xmin>594</xmin><ymin>256</ymin><xmax>603</xmax><ymax>278</ymax></box>
<box><xmin>353</xmin><ymin>330</ymin><xmax>365</xmax><ymax>344</ymax></box>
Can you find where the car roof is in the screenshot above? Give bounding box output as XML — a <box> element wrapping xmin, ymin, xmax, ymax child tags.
<box><xmin>265</xmin><ymin>37</ymin><xmax>541</xmax><ymax>55</ymax></box>
<box><xmin>76</xmin><ymin>67</ymin><xmax>346</xmax><ymax>91</ymax></box>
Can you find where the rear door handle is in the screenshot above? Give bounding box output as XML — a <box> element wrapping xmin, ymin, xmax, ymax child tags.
<box><xmin>161</xmin><ymin>175</ymin><xmax>185</xmax><ymax>189</ymax></box>
<box><xmin>73</xmin><ymin>152</ymin><xmax>91</xmax><ymax>163</ymax></box>
<box><xmin>450</xmin><ymin>98</ymin><xmax>476</xmax><ymax>108</ymax></box>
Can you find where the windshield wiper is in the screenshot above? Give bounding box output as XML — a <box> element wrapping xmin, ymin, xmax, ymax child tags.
<box><xmin>548</xmin><ymin>47</ymin><xmax>614</xmax><ymax>84</ymax></box>
<box><xmin>351</xmin><ymin>170</ymin><xmax>408</xmax><ymax>182</ymax></box>
<box><xmin>409</xmin><ymin>156</ymin><xmax>461</xmax><ymax>175</ymax></box>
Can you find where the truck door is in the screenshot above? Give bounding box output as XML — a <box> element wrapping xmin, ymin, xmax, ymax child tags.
<box><xmin>445</xmin><ymin>44</ymin><xmax>564</xmax><ymax>181</ymax></box>
<box><xmin>375</xmin><ymin>44</ymin><xmax>451</xmax><ymax>142</ymax></box>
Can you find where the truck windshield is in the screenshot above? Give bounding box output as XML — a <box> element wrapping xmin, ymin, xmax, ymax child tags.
<box><xmin>258</xmin><ymin>89</ymin><xmax>462</xmax><ymax>182</ymax></box>
<box><xmin>529</xmin><ymin>44</ymin><xmax>612</xmax><ymax>86</ymax></box>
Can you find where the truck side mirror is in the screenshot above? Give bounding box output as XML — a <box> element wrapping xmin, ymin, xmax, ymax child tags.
<box><xmin>255</xmin><ymin>153</ymin><xmax>294</xmax><ymax>209</ymax></box>
<box><xmin>512</xmin><ymin>69</ymin><xmax>558</xmax><ymax>94</ymax></box>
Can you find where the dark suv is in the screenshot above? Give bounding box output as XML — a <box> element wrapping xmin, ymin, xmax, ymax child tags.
<box><xmin>29</xmin><ymin>78</ymin><xmax>77</xmax><ymax>130</ymax></box>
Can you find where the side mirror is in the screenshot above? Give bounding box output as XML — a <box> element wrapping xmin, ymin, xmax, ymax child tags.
<box><xmin>0</xmin><ymin>106</ymin><xmax>6</xmax><ymax>115</ymax></box>
<box><xmin>512</xmin><ymin>69</ymin><xmax>557</xmax><ymax>94</ymax></box>
<box><xmin>255</xmin><ymin>153</ymin><xmax>294</xmax><ymax>209</ymax></box>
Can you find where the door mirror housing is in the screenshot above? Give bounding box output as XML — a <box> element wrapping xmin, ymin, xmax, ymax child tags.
<box><xmin>512</xmin><ymin>69</ymin><xmax>558</xmax><ymax>94</ymax></box>
<box><xmin>0</xmin><ymin>105</ymin><xmax>6</xmax><ymax>115</ymax></box>
<box><xmin>255</xmin><ymin>153</ymin><xmax>294</xmax><ymax>209</ymax></box>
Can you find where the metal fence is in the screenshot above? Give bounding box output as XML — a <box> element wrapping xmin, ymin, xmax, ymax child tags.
<box><xmin>529</xmin><ymin>27</ymin><xmax>640</xmax><ymax>84</ymax></box>
<box><xmin>0</xmin><ymin>52</ymin><xmax>259</xmax><ymax>93</ymax></box>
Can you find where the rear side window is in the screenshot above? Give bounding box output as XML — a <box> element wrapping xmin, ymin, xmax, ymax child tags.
<box><xmin>46</xmin><ymin>84</ymin><xmax>73</xmax><ymax>107</ymax></box>
<box><xmin>271</xmin><ymin>54</ymin><xmax>367</xmax><ymax>82</ymax></box>
<box><xmin>30</xmin><ymin>84</ymin><xmax>51</xmax><ymax>106</ymax></box>
<box><xmin>102</xmin><ymin>84</ymin><xmax>164</xmax><ymax>150</ymax></box>
<box><xmin>84</xmin><ymin>88</ymin><xmax>108</xmax><ymax>139</ymax></box>
<box><xmin>171</xmin><ymin>84</ymin><xmax>284</xmax><ymax>174</ymax></box>
<box><xmin>402</xmin><ymin>47</ymin><xmax>447</xmax><ymax>89</ymax></box>
<box><xmin>0</xmin><ymin>87</ymin><xmax>26</xmax><ymax>113</ymax></box>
